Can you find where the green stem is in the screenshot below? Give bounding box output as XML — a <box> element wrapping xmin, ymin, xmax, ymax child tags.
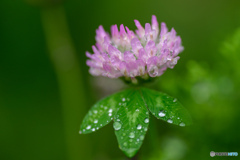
<box><xmin>41</xmin><ymin>5</ymin><xmax>91</xmax><ymax>160</ymax></box>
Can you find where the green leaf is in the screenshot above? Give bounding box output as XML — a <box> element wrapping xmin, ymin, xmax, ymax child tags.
<box><xmin>140</xmin><ymin>88</ymin><xmax>192</xmax><ymax>126</ymax></box>
<box><xmin>113</xmin><ymin>88</ymin><xmax>149</xmax><ymax>158</ymax></box>
<box><xmin>80</xmin><ymin>91</ymin><xmax>122</xmax><ymax>134</ymax></box>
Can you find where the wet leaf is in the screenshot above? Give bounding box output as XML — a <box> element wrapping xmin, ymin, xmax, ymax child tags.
<box><xmin>113</xmin><ymin>88</ymin><xmax>149</xmax><ymax>158</ymax></box>
<box><xmin>80</xmin><ymin>90</ymin><xmax>125</xmax><ymax>134</ymax></box>
<box><xmin>140</xmin><ymin>88</ymin><xmax>192</xmax><ymax>126</ymax></box>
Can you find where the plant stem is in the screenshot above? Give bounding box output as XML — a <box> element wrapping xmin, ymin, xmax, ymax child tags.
<box><xmin>41</xmin><ymin>5</ymin><xmax>91</xmax><ymax>160</ymax></box>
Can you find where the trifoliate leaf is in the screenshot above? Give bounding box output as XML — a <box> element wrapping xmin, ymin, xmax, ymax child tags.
<box><xmin>140</xmin><ymin>88</ymin><xmax>192</xmax><ymax>126</ymax></box>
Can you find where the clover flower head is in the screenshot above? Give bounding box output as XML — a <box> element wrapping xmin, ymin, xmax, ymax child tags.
<box><xmin>86</xmin><ymin>15</ymin><xmax>183</xmax><ymax>80</ymax></box>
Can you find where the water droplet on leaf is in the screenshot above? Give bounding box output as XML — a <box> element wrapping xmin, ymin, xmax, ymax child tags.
<box><xmin>86</xmin><ymin>125</ymin><xmax>91</xmax><ymax>130</ymax></box>
<box><xmin>113</xmin><ymin>122</ymin><xmax>122</xmax><ymax>131</ymax></box>
<box><xmin>129</xmin><ymin>132</ymin><xmax>135</xmax><ymax>138</ymax></box>
<box><xmin>167</xmin><ymin>119</ymin><xmax>173</xmax><ymax>123</ymax></box>
<box><xmin>158</xmin><ymin>111</ymin><xmax>166</xmax><ymax>117</ymax></box>
<box><xmin>137</xmin><ymin>124</ymin><xmax>142</xmax><ymax>130</ymax></box>
<box><xmin>144</xmin><ymin>118</ymin><xmax>149</xmax><ymax>123</ymax></box>
<box><xmin>179</xmin><ymin>122</ymin><xmax>185</xmax><ymax>127</ymax></box>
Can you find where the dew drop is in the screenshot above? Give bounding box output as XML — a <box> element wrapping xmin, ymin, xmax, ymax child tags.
<box><xmin>136</xmin><ymin>109</ymin><xmax>139</xmax><ymax>112</ymax></box>
<box><xmin>79</xmin><ymin>131</ymin><xmax>82</xmax><ymax>134</ymax></box>
<box><xmin>93</xmin><ymin>110</ymin><xmax>98</xmax><ymax>114</ymax></box>
<box><xmin>92</xmin><ymin>128</ymin><xmax>95</xmax><ymax>131</ymax></box>
<box><xmin>86</xmin><ymin>125</ymin><xmax>91</xmax><ymax>130</ymax></box>
<box><xmin>104</xmin><ymin>106</ymin><xmax>107</xmax><ymax>110</ymax></box>
<box><xmin>129</xmin><ymin>139</ymin><xmax>133</xmax><ymax>142</ymax></box>
<box><xmin>94</xmin><ymin>120</ymin><xmax>98</xmax><ymax>124</ymax></box>
<box><xmin>123</xmin><ymin>142</ymin><xmax>127</xmax><ymax>146</ymax></box>
<box><xmin>144</xmin><ymin>118</ymin><xmax>149</xmax><ymax>123</ymax></box>
<box><xmin>177</xmin><ymin>117</ymin><xmax>180</xmax><ymax>120</ymax></box>
<box><xmin>158</xmin><ymin>111</ymin><xmax>166</xmax><ymax>117</ymax></box>
<box><xmin>116</xmin><ymin>119</ymin><xmax>120</xmax><ymax>122</ymax></box>
<box><xmin>144</xmin><ymin>127</ymin><xmax>148</xmax><ymax>131</ymax></box>
<box><xmin>122</xmin><ymin>98</ymin><xmax>126</xmax><ymax>102</ymax></box>
<box><xmin>96</xmin><ymin>127</ymin><xmax>99</xmax><ymax>130</ymax></box>
<box><xmin>137</xmin><ymin>124</ymin><xmax>142</xmax><ymax>130</ymax></box>
<box><xmin>137</xmin><ymin>138</ymin><xmax>139</xmax><ymax>142</ymax></box>
<box><xmin>173</xmin><ymin>98</ymin><xmax>177</xmax><ymax>102</ymax></box>
<box><xmin>122</xmin><ymin>133</ymin><xmax>126</xmax><ymax>136</ymax></box>
<box><xmin>179</xmin><ymin>122</ymin><xmax>185</xmax><ymax>127</ymax></box>
<box><xmin>109</xmin><ymin>109</ymin><xmax>113</xmax><ymax>113</ymax></box>
<box><xmin>167</xmin><ymin>119</ymin><xmax>173</xmax><ymax>123</ymax></box>
<box><xmin>113</xmin><ymin>122</ymin><xmax>122</xmax><ymax>131</ymax></box>
<box><xmin>83</xmin><ymin>129</ymin><xmax>85</xmax><ymax>132</ymax></box>
<box><xmin>140</xmin><ymin>135</ymin><xmax>144</xmax><ymax>140</ymax></box>
<box><xmin>129</xmin><ymin>132</ymin><xmax>135</xmax><ymax>138</ymax></box>
<box><xmin>108</xmin><ymin>113</ymin><xmax>112</xmax><ymax>116</ymax></box>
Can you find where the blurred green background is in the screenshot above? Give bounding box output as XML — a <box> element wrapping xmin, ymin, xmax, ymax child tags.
<box><xmin>0</xmin><ymin>0</ymin><xmax>240</xmax><ymax>160</ymax></box>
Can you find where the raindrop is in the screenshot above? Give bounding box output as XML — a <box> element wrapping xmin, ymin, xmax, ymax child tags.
<box><xmin>137</xmin><ymin>138</ymin><xmax>139</xmax><ymax>142</ymax></box>
<box><xmin>122</xmin><ymin>98</ymin><xmax>126</xmax><ymax>102</ymax></box>
<box><xmin>140</xmin><ymin>135</ymin><xmax>144</xmax><ymax>140</ymax></box>
<box><xmin>173</xmin><ymin>98</ymin><xmax>177</xmax><ymax>102</ymax></box>
<box><xmin>94</xmin><ymin>120</ymin><xmax>98</xmax><ymax>124</ymax></box>
<box><xmin>137</xmin><ymin>124</ymin><xmax>142</xmax><ymax>130</ymax></box>
<box><xmin>158</xmin><ymin>111</ymin><xmax>166</xmax><ymax>117</ymax></box>
<box><xmin>146</xmin><ymin>111</ymin><xmax>149</xmax><ymax>114</ymax></box>
<box><xmin>119</xmin><ymin>103</ymin><xmax>122</xmax><ymax>106</ymax></box>
<box><xmin>104</xmin><ymin>106</ymin><xmax>107</xmax><ymax>110</ymax></box>
<box><xmin>179</xmin><ymin>122</ymin><xmax>185</xmax><ymax>127</ymax></box>
<box><xmin>93</xmin><ymin>110</ymin><xmax>98</xmax><ymax>114</ymax></box>
<box><xmin>129</xmin><ymin>132</ymin><xmax>135</xmax><ymax>138</ymax></box>
<box><xmin>96</xmin><ymin>127</ymin><xmax>99</xmax><ymax>130</ymax></box>
<box><xmin>108</xmin><ymin>113</ymin><xmax>112</xmax><ymax>116</ymax></box>
<box><xmin>144</xmin><ymin>118</ymin><xmax>149</xmax><ymax>123</ymax></box>
<box><xmin>79</xmin><ymin>131</ymin><xmax>82</xmax><ymax>134</ymax></box>
<box><xmin>177</xmin><ymin>117</ymin><xmax>180</xmax><ymax>120</ymax></box>
<box><xmin>136</xmin><ymin>109</ymin><xmax>139</xmax><ymax>112</ymax></box>
<box><xmin>167</xmin><ymin>119</ymin><xmax>173</xmax><ymax>123</ymax></box>
<box><xmin>109</xmin><ymin>109</ymin><xmax>113</xmax><ymax>113</ymax></box>
<box><xmin>129</xmin><ymin>139</ymin><xmax>133</xmax><ymax>142</ymax></box>
<box><xmin>92</xmin><ymin>128</ymin><xmax>95</xmax><ymax>132</ymax></box>
<box><xmin>113</xmin><ymin>122</ymin><xmax>122</xmax><ymax>131</ymax></box>
<box><xmin>116</xmin><ymin>119</ymin><xmax>120</xmax><ymax>122</ymax></box>
<box><xmin>100</xmin><ymin>124</ymin><xmax>102</xmax><ymax>126</ymax></box>
<box><xmin>86</xmin><ymin>125</ymin><xmax>91</xmax><ymax>130</ymax></box>
<box><xmin>83</xmin><ymin>129</ymin><xmax>85</xmax><ymax>132</ymax></box>
<box><xmin>144</xmin><ymin>127</ymin><xmax>148</xmax><ymax>131</ymax></box>
<box><xmin>123</xmin><ymin>142</ymin><xmax>127</xmax><ymax>146</ymax></box>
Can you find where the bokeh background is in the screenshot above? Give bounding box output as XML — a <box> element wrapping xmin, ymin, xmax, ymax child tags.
<box><xmin>1</xmin><ymin>0</ymin><xmax>240</xmax><ymax>160</ymax></box>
